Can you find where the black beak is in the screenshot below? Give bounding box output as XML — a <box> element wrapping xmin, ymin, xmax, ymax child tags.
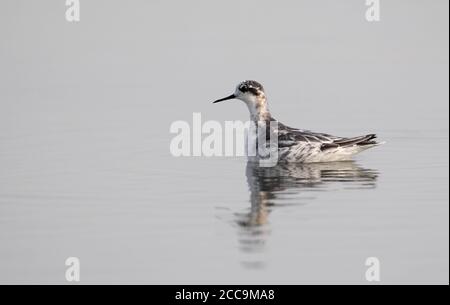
<box><xmin>213</xmin><ymin>94</ymin><xmax>236</xmax><ymax>104</ymax></box>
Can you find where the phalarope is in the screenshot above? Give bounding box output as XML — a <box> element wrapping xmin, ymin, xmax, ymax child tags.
<box><xmin>213</xmin><ymin>80</ymin><xmax>382</xmax><ymax>163</ymax></box>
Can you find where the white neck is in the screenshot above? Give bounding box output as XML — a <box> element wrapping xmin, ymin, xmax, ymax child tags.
<box><xmin>241</xmin><ymin>95</ymin><xmax>271</xmax><ymax>121</ymax></box>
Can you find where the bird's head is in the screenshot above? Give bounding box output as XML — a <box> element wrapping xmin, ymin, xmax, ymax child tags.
<box><xmin>213</xmin><ymin>80</ymin><xmax>269</xmax><ymax>119</ymax></box>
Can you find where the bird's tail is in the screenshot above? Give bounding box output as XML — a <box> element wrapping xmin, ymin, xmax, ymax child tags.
<box><xmin>335</xmin><ymin>134</ymin><xmax>383</xmax><ymax>147</ymax></box>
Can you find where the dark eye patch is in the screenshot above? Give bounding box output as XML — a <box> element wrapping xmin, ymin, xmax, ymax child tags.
<box><xmin>239</xmin><ymin>83</ymin><xmax>261</xmax><ymax>96</ymax></box>
<box><xmin>239</xmin><ymin>85</ymin><xmax>248</xmax><ymax>92</ymax></box>
<box><xmin>239</xmin><ymin>80</ymin><xmax>264</xmax><ymax>94</ymax></box>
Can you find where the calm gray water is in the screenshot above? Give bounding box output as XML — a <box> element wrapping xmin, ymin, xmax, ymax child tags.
<box><xmin>0</xmin><ymin>0</ymin><xmax>448</xmax><ymax>284</ymax></box>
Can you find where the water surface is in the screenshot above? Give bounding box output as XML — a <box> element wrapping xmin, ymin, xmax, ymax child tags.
<box><xmin>0</xmin><ymin>0</ymin><xmax>448</xmax><ymax>284</ymax></box>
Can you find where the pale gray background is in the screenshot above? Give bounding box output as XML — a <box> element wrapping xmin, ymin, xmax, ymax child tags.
<box><xmin>0</xmin><ymin>0</ymin><xmax>448</xmax><ymax>284</ymax></box>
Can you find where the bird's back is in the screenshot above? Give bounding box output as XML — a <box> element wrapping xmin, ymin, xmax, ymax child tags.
<box><xmin>254</xmin><ymin>118</ymin><xmax>381</xmax><ymax>163</ymax></box>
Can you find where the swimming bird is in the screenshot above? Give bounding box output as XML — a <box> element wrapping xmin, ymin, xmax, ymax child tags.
<box><xmin>213</xmin><ymin>80</ymin><xmax>382</xmax><ymax>163</ymax></box>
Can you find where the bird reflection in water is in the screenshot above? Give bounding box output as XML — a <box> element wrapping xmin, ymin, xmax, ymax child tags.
<box><xmin>235</xmin><ymin>161</ymin><xmax>378</xmax><ymax>268</ymax></box>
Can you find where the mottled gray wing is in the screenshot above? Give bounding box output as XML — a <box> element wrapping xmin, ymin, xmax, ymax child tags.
<box><xmin>277</xmin><ymin>122</ymin><xmax>341</xmax><ymax>147</ymax></box>
<box><xmin>276</xmin><ymin>122</ymin><xmax>377</xmax><ymax>150</ymax></box>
